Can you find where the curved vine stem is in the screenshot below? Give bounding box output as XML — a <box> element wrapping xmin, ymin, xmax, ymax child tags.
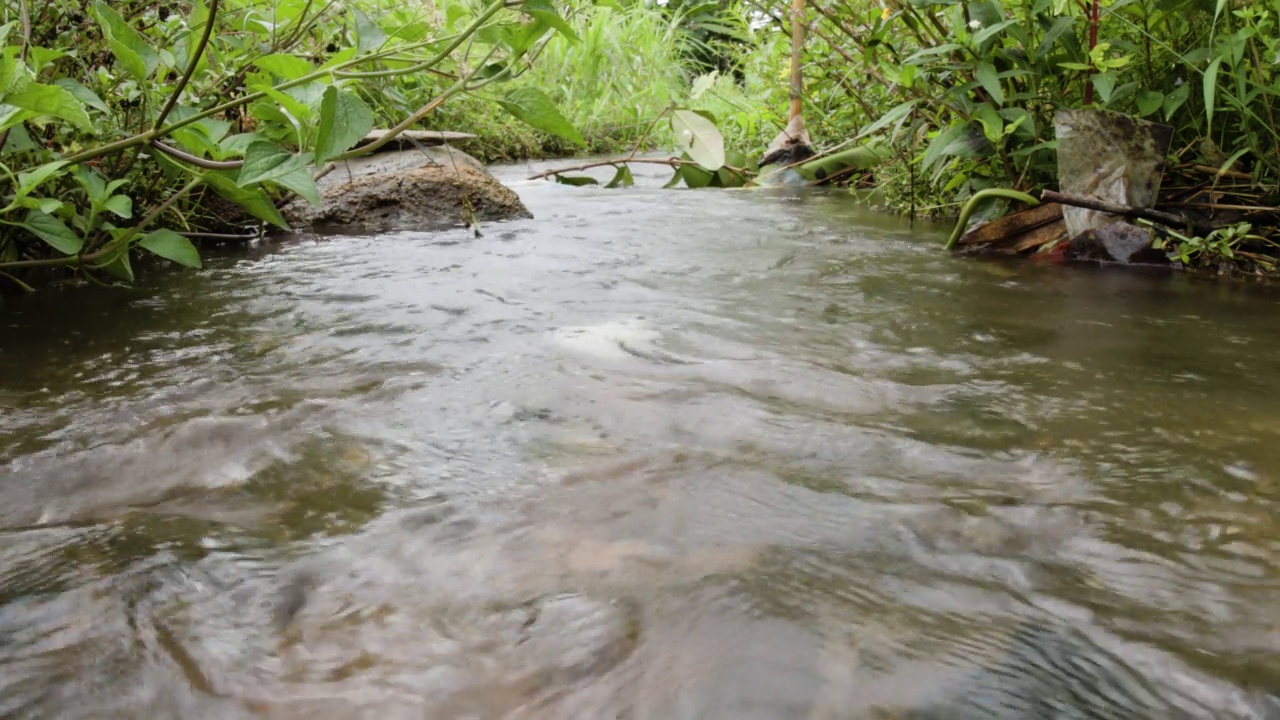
<box><xmin>154</xmin><ymin>0</ymin><xmax>220</xmax><ymax>131</ymax></box>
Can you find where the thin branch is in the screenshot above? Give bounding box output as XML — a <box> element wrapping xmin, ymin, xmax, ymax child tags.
<box><xmin>155</xmin><ymin>0</ymin><xmax>220</xmax><ymax>130</ymax></box>
<box><xmin>151</xmin><ymin>140</ymin><xmax>245</xmax><ymax>170</ymax></box>
<box><xmin>527</xmin><ymin>157</ymin><xmax>750</xmax><ymax>182</ymax></box>
<box><xmin>1041</xmin><ymin>189</ymin><xmax>1216</xmax><ymax>234</ymax></box>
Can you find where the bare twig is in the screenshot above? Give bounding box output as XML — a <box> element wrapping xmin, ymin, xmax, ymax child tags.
<box><xmin>1041</xmin><ymin>189</ymin><xmax>1216</xmax><ymax>234</ymax></box>
<box><xmin>155</xmin><ymin>0</ymin><xmax>220</xmax><ymax>130</ymax></box>
<box><xmin>527</xmin><ymin>157</ymin><xmax>750</xmax><ymax>182</ymax></box>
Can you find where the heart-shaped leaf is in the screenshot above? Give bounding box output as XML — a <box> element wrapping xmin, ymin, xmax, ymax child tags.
<box><xmin>139</xmin><ymin>229</ymin><xmax>202</xmax><ymax>268</ymax></box>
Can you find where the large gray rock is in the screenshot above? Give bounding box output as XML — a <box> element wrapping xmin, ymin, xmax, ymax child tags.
<box><xmin>281</xmin><ymin>145</ymin><xmax>531</xmax><ymax>232</ymax></box>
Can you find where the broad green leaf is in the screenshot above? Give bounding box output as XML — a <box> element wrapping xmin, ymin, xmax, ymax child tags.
<box><xmin>553</xmin><ymin>174</ymin><xmax>599</xmax><ymax>186</ymax></box>
<box><xmin>522</xmin><ymin>0</ymin><xmax>579</xmax><ymax>42</ymax></box>
<box><xmin>691</xmin><ymin>71</ymin><xmax>718</xmax><ymax>102</ymax></box>
<box><xmin>1036</xmin><ymin>16</ymin><xmax>1075</xmax><ymax>59</ymax></box>
<box><xmin>72</xmin><ymin>165</ymin><xmax>108</xmax><ymax>204</ymax></box>
<box><xmin>16</xmin><ymin>160</ymin><xmax>68</xmax><ymax>197</ymax></box>
<box><xmin>1203</xmin><ymin>57</ymin><xmax>1221</xmax><ymax>131</ymax></box>
<box><xmin>973</xmin><ymin>103</ymin><xmax>1004</xmax><ymax>142</ymax></box>
<box><xmin>1136</xmin><ymin>89</ymin><xmax>1164</xmax><ymax>117</ymax></box>
<box><xmin>670</xmin><ymin>109</ymin><xmax>724</xmax><ymax>171</ymax></box>
<box><xmin>90</xmin><ymin>1</ymin><xmax>158</xmax><ymax>80</ymax></box>
<box><xmin>922</xmin><ymin>122</ymin><xmax>984</xmax><ymax>170</ymax></box>
<box><xmin>972</xmin><ymin>19</ymin><xmax>1018</xmax><ymax>45</ymax></box>
<box><xmin>498</xmin><ymin>87</ymin><xmax>584</xmax><ymax>144</ymax></box>
<box><xmin>857</xmin><ymin>99</ymin><xmax>918</xmax><ymax>139</ymax></box>
<box><xmin>680</xmin><ymin>164</ymin><xmax>715</xmax><ymax>188</ymax></box>
<box><xmin>1092</xmin><ymin>72</ymin><xmax>1116</xmax><ymax>104</ymax></box>
<box><xmin>257</xmin><ymin>85</ymin><xmax>315</xmax><ymax>126</ymax></box>
<box><xmin>21</xmin><ymin>210</ymin><xmax>82</xmax><ymax>254</ymax></box>
<box><xmin>20</xmin><ymin>197</ymin><xmax>63</xmax><ymax>214</ymax></box>
<box><xmin>29</xmin><ymin>47</ymin><xmax>68</xmax><ymax>75</ymax></box>
<box><xmin>268</xmin><ymin>167</ymin><xmax>322</xmax><ymax>208</ymax></box>
<box><xmin>139</xmin><ymin>229</ymin><xmax>202</xmax><ymax>268</ymax></box>
<box><xmin>237</xmin><ymin>141</ymin><xmax>309</xmax><ymax>187</ymax></box>
<box><xmin>903</xmin><ymin>43</ymin><xmax>963</xmax><ymax>65</ymax></box>
<box><xmin>976</xmin><ymin>61</ymin><xmax>1003</xmax><ymax>105</ymax></box>
<box><xmin>203</xmin><ymin>171</ymin><xmax>290</xmax><ymax>228</ymax></box>
<box><xmin>1163</xmin><ymin>82</ymin><xmax>1190</xmax><ymax>120</ymax></box>
<box><xmin>102</xmin><ymin>195</ymin><xmax>133</xmax><ymax>219</ymax></box>
<box><xmin>95</xmin><ymin>247</ymin><xmax>134</xmax><ymax>282</ymax></box>
<box><xmin>4</xmin><ymin>83</ymin><xmax>91</xmax><ymax>130</ymax></box>
<box><xmin>353</xmin><ymin>7</ymin><xmax>387</xmax><ymax>54</ymax></box>
<box><xmin>662</xmin><ymin>167</ymin><xmax>684</xmax><ymax>188</ymax></box>
<box><xmin>508</xmin><ymin>18</ymin><xmax>552</xmax><ymax>56</ymax></box>
<box><xmin>254</xmin><ymin>53</ymin><xmax>315</xmax><ymax>80</ymax></box>
<box><xmin>605</xmin><ymin>165</ymin><xmax>635</xmax><ymax>188</ymax></box>
<box><xmin>221</xmin><ymin>132</ymin><xmax>267</xmax><ymax>156</ymax></box>
<box><xmin>53</xmin><ymin>78</ymin><xmax>110</xmax><ymax>113</ymax></box>
<box><xmin>314</xmin><ymin>86</ymin><xmax>375</xmax><ymax>165</ymax></box>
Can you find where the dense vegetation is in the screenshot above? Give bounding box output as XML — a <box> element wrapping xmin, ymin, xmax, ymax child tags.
<box><xmin>1</xmin><ymin>0</ymin><xmax>1278</xmax><ymax>289</ymax></box>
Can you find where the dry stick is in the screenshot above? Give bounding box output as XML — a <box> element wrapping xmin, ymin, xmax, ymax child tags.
<box><xmin>1040</xmin><ymin>189</ymin><xmax>1216</xmax><ymax>234</ymax></box>
<box><xmin>527</xmin><ymin>158</ymin><xmax>750</xmax><ymax>182</ymax></box>
<box><xmin>154</xmin><ymin>0</ymin><xmax>220</xmax><ymax>130</ymax></box>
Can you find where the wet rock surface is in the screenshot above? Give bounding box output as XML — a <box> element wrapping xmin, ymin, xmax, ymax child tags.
<box><xmin>281</xmin><ymin>145</ymin><xmax>531</xmax><ymax>233</ymax></box>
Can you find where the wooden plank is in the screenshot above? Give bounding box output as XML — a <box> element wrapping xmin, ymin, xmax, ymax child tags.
<box><xmin>1003</xmin><ymin>218</ymin><xmax>1067</xmax><ymax>254</ymax></box>
<box><xmin>957</xmin><ymin>202</ymin><xmax>1064</xmax><ymax>247</ymax></box>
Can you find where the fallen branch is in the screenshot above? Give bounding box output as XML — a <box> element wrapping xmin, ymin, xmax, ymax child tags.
<box><xmin>1040</xmin><ymin>189</ymin><xmax>1216</xmax><ymax>235</ymax></box>
<box><xmin>527</xmin><ymin>157</ymin><xmax>750</xmax><ymax>182</ymax></box>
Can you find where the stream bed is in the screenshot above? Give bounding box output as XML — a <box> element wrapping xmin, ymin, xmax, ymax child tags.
<box><xmin>1</xmin><ymin>159</ymin><xmax>1278</xmax><ymax>719</ymax></box>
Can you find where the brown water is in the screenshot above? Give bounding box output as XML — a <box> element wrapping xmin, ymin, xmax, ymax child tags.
<box><xmin>1</xmin><ymin>160</ymin><xmax>1278</xmax><ymax>719</ymax></box>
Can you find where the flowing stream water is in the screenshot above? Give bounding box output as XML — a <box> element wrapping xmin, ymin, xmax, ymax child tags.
<box><xmin>1</xmin><ymin>159</ymin><xmax>1278</xmax><ymax>719</ymax></box>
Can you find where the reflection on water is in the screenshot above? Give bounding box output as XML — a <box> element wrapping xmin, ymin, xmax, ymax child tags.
<box><xmin>1</xmin><ymin>160</ymin><xmax>1278</xmax><ymax>718</ymax></box>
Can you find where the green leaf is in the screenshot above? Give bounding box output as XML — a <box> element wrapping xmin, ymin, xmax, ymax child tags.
<box><xmin>203</xmin><ymin>171</ymin><xmax>290</xmax><ymax>229</ymax></box>
<box><xmin>21</xmin><ymin>197</ymin><xmax>62</xmax><ymax>214</ymax></box>
<box><xmin>52</xmin><ymin>78</ymin><xmax>109</xmax><ymax>113</ymax></box>
<box><xmin>662</xmin><ymin>167</ymin><xmax>684</xmax><ymax>188</ymax></box>
<box><xmin>1036</xmin><ymin>16</ymin><xmax>1076</xmax><ymax>59</ymax></box>
<box><xmin>138</xmin><ymin>229</ymin><xmax>202</xmax><ymax>268</ymax></box>
<box><xmin>498</xmin><ymin>87</ymin><xmax>584</xmax><ymax>144</ymax></box>
<box><xmin>1203</xmin><ymin>57</ymin><xmax>1221</xmax><ymax>131</ymax></box>
<box><xmin>90</xmin><ymin>0</ymin><xmax>158</xmax><ymax>81</ymax></box>
<box><xmin>1163</xmin><ymin>82</ymin><xmax>1190</xmax><ymax>120</ymax></box>
<box><xmin>553</xmin><ymin>174</ymin><xmax>599</xmax><ymax>186</ymax></box>
<box><xmin>29</xmin><ymin>47</ymin><xmax>68</xmax><ymax>75</ymax></box>
<box><xmin>680</xmin><ymin>164</ymin><xmax>715</xmax><ymax>188</ymax></box>
<box><xmin>16</xmin><ymin>160</ymin><xmax>68</xmax><ymax>197</ymax></box>
<box><xmin>237</xmin><ymin>141</ymin><xmax>309</xmax><ymax>187</ymax></box>
<box><xmin>605</xmin><ymin>164</ymin><xmax>635</xmax><ymax>188</ymax></box>
<box><xmin>353</xmin><ymin>7</ymin><xmax>387</xmax><ymax>54</ymax></box>
<box><xmin>690</xmin><ymin>71</ymin><xmax>718</xmax><ymax>102</ymax></box>
<box><xmin>95</xmin><ymin>247</ymin><xmax>134</xmax><ymax>282</ymax></box>
<box><xmin>972</xmin><ymin>19</ymin><xmax>1018</xmax><ymax>45</ymax></box>
<box><xmin>102</xmin><ymin>195</ymin><xmax>133</xmax><ymax>219</ymax></box>
<box><xmin>973</xmin><ymin>103</ymin><xmax>1004</xmax><ymax>142</ymax></box>
<box><xmin>269</xmin><ymin>167</ymin><xmax>322</xmax><ymax>207</ymax></box>
<box><xmin>976</xmin><ymin>61</ymin><xmax>1004</xmax><ymax>106</ymax></box>
<box><xmin>21</xmin><ymin>210</ymin><xmax>82</xmax><ymax>255</ymax></box>
<box><xmin>857</xmin><ymin>99</ymin><xmax>918</xmax><ymax>139</ymax></box>
<box><xmin>670</xmin><ymin>109</ymin><xmax>724</xmax><ymax>171</ymax></box>
<box><xmin>904</xmin><ymin>43</ymin><xmax>963</xmax><ymax>64</ymax></box>
<box><xmin>1136</xmin><ymin>89</ymin><xmax>1164</xmax><ymax>117</ymax></box>
<box><xmin>314</xmin><ymin>86</ymin><xmax>375</xmax><ymax>165</ymax></box>
<box><xmin>254</xmin><ymin>53</ymin><xmax>315</xmax><ymax>80</ymax></box>
<box><xmin>4</xmin><ymin>83</ymin><xmax>91</xmax><ymax>130</ymax></box>
<box><xmin>522</xmin><ymin>0</ymin><xmax>579</xmax><ymax>42</ymax></box>
<box><xmin>220</xmin><ymin>132</ymin><xmax>267</xmax><ymax>157</ymax></box>
<box><xmin>72</xmin><ymin>165</ymin><xmax>108</xmax><ymax>204</ymax></box>
<box><xmin>1092</xmin><ymin>72</ymin><xmax>1116</xmax><ymax>104</ymax></box>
